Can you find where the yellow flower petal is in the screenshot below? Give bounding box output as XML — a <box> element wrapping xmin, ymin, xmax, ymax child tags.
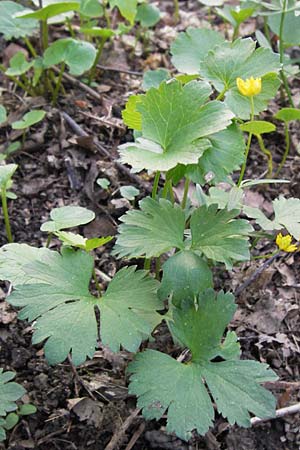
<box><xmin>276</xmin><ymin>233</ymin><xmax>297</xmax><ymax>252</ymax></box>
<box><xmin>236</xmin><ymin>76</ymin><xmax>262</xmax><ymax>97</ymax></box>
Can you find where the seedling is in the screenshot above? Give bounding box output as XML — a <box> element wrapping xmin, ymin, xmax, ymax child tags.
<box><xmin>0</xmin><ymin>105</ymin><xmax>7</xmax><ymax>125</ymax></box>
<box><xmin>96</xmin><ymin>177</ymin><xmax>111</xmax><ymax>190</ymax></box>
<box><xmin>11</xmin><ymin>110</ymin><xmax>46</xmax><ymax>147</ymax></box>
<box><xmin>0</xmin><ymin>369</ymin><xmax>36</xmax><ymax>442</ymax></box>
<box><xmin>216</xmin><ymin>5</ymin><xmax>256</xmax><ymax>40</ymax></box>
<box><xmin>0</xmin><ymin>164</ymin><xmax>17</xmax><ymax>243</ymax></box>
<box><xmin>274</xmin><ymin>108</ymin><xmax>300</xmax><ymax>175</ymax></box>
<box><xmin>120</xmin><ymin>185</ymin><xmax>140</xmax><ymax>201</ymax></box>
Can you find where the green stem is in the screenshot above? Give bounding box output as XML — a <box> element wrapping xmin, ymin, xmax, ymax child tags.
<box><xmin>0</xmin><ymin>64</ymin><xmax>34</xmax><ymax>95</ymax></box>
<box><xmin>263</xmin><ymin>16</ymin><xmax>272</xmax><ymax>46</ymax></box>
<box><xmin>1</xmin><ymin>186</ymin><xmax>13</xmax><ymax>243</ymax></box>
<box><xmin>155</xmin><ymin>257</ymin><xmax>161</xmax><ymax>280</ymax></box>
<box><xmin>279</xmin><ymin>0</ymin><xmax>295</xmax><ymax>107</ymax></box>
<box><xmin>275</xmin><ymin>122</ymin><xmax>290</xmax><ymax>176</ymax></box>
<box><xmin>88</xmin><ymin>37</ymin><xmax>107</xmax><ymax>84</ymax></box>
<box><xmin>216</xmin><ymin>87</ymin><xmax>227</xmax><ymax>101</ymax></box>
<box><xmin>144</xmin><ymin>258</ymin><xmax>151</xmax><ymax>270</ymax></box>
<box><xmin>92</xmin><ymin>268</ymin><xmax>102</xmax><ymax>296</ymax></box>
<box><xmin>24</xmin><ymin>37</ymin><xmax>37</xmax><ymax>58</ymax></box>
<box><xmin>174</xmin><ymin>0</ymin><xmax>179</xmax><ymax>22</ymax></box>
<box><xmin>168</xmin><ymin>179</ymin><xmax>175</xmax><ymax>204</ymax></box>
<box><xmin>152</xmin><ymin>171</ymin><xmax>161</xmax><ymax>199</ymax></box>
<box><xmin>237</xmin><ymin>96</ymin><xmax>255</xmax><ymax>187</ymax></box>
<box><xmin>252</xmin><ymin>251</ymin><xmax>279</xmax><ymax>260</ymax></box>
<box><xmin>232</xmin><ymin>25</ymin><xmax>240</xmax><ymax>41</ymax></box>
<box><xmin>46</xmin><ymin>233</ymin><xmax>53</xmax><ymax>248</ymax></box>
<box><xmin>66</xmin><ymin>17</ymin><xmax>75</xmax><ymax>38</ymax></box>
<box><xmin>103</xmin><ymin>0</ymin><xmax>111</xmax><ymax>28</ymax></box>
<box><xmin>52</xmin><ymin>62</ymin><xmax>65</xmax><ymax>105</ymax></box>
<box><xmin>181</xmin><ymin>177</ymin><xmax>190</xmax><ymax>210</ymax></box>
<box><xmin>257</xmin><ymin>134</ymin><xmax>273</xmax><ymax>177</ymax></box>
<box><xmin>41</xmin><ymin>20</ymin><xmax>49</xmax><ymax>51</ymax></box>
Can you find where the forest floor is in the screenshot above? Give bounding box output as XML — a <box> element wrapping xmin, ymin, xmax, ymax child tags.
<box><xmin>0</xmin><ymin>1</ymin><xmax>300</xmax><ymax>449</ymax></box>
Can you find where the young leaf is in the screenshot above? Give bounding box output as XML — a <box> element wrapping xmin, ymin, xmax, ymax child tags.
<box><xmin>0</xmin><ymin>369</ymin><xmax>25</xmax><ymax>417</ymax></box>
<box><xmin>135</xmin><ymin>3</ymin><xmax>161</xmax><ymax>28</ymax></box>
<box><xmin>43</xmin><ymin>38</ymin><xmax>96</xmax><ymax>76</ymax></box>
<box><xmin>274</xmin><ymin>108</ymin><xmax>300</xmax><ymax>122</ymax></box>
<box><xmin>4</xmin><ymin>412</ymin><xmax>19</xmax><ymax>430</ymax></box>
<box><xmin>99</xmin><ymin>266</ymin><xmax>162</xmax><ymax>352</ymax></box>
<box><xmin>158</xmin><ymin>250</ymin><xmax>213</xmax><ymax>306</ymax></box>
<box><xmin>113</xmin><ymin>197</ymin><xmax>186</xmax><ymax>259</ymax></box>
<box><xmin>185</xmin><ymin>123</ymin><xmax>245</xmax><ymax>184</ymax></box>
<box><xmin>18</xmin><ymin>404</ymin><xmax>37</xmax><ymax>415</ymax></box>
<box><xmin>240</xmin><ymin>120</ymin><xmax>276</xmax><ymax>135</ymax></box>
<box><xmin>120</xmin><ymin>185</ymin><xmax>140</xmax><ymax>201</ymax></box>
<box><xmin>226</xmin><ymin>73</ymin><xmax>281</xmax><ymax>120</ymax></box>
<box><xmin>17</xmin><ymin>2</ymin><xmax>80</xmax><ymax>22</ymax></box>
<box><xmin>190</xmin><ymin>204</ymin><xmax>253</xmax><ymax>268</ymax></box>
<box><xmin>0</xmin><ymin>164</ymin><xmax>17</xmax><ymax>188</ymax></box>
<box><xmin>109</xmin><ymin>0</ymin><xmax>137</xmax><ymax>25</ymax></box>
<box><xmin>0</xmin><ymin>105</ymin><xmax>7</xmax><ymax>125</ymax></box>
<box><xmin>96</xmin><ymin>178</ymin><xmax>110</xmax><ymax>190</ymax></box>
<box><xmin>118</xmin><ymin>80</ymin><xmax>234</xmax><ymax>172</ymax></box>
<box><xmin>142</xmin><ymin>69</ymin><xmax>170</xmax><ymax>91</ymax></box>
<box><xmin>128</xmin><ymin>290</ymin><xmax>277</xmax><ymax>441</ymax></box>
<box><xmin>171</xmin><ymin>27</ymin><xmax>224</xmax><ymax>74</ymax></box>
<box><xmin>0</xmin><ymin>1</ymin><xmax>38</xmax><ymax>40</ymax></box>
<box><xmin>40</xmin><ymin>205</ymin><xmax>95</xmax><ymax>232</ymax></box>
<box><xmin>6</xmin><ymin>52</ymin><xmax>34</xmax><ymax>77</ymax></box>
<box><xmin>122</xmin><ymin>95</ymin><xmax>143</xmax><ymax>130</ymax></box>
<box><xmin>244</xmin><ymin>196</ymin><xmax>300</xmax><ymax>240</ymax></box>
<box><xmin>79</xmin><ymin>0</ymin><xmax>104</xmax><ymax>17</ymax></box>
<box><xmin>55</xmin><ymin>231</ymin><xmax>112</xmax><ymax>251</ymax></box>
<box><xmin>12</xmin><ymin>110</ymin><xmax>46</xmax><ymax>130</ymax></box>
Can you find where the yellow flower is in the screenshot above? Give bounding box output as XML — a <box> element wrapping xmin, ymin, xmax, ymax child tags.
<box><xmin>276</xmin><ymin>233</ymin><xmax>298</xmax><ymax>252</ymax></box>
<box><xmin>236</xmin><ymin>76</ymin><xmax>262</xmax><ymax>97</ymax></box>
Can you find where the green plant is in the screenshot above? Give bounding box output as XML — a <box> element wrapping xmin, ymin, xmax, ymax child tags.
<box><xmin>274</xmin><ymin>107</ymin><xmax>300</xmax><ymax>175</ymax></box>
<box><xmin>11</xmin><ymin>110</ymin><xmax>46</xmax><ymax>146</ymax></box>
<box><xmin>0</xmin><ymin>164</ymin><xmax>17</xmax><ymax>243</ymax></box>
<box><xmin>0</xmin><ymin>369</ymin><xmax>36</xmax><ymax>442</ymax></box>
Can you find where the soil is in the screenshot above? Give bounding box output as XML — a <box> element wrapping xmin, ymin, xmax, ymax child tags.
<box><xmin>0</xmin><ymin>1</ymin><xmax>300</xmax><ymax>450</ymax></box>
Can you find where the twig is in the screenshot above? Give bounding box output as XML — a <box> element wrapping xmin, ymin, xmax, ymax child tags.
<box><xmin>53</xmin><ymin>68</ymin><xmax>102</xmax><ymax>102</ymax></box>
<box><xmin>125</xmin><ymin>423</ymin><xmax>146</xmax><ymax>450</ymax></box>
<box><xmin>104</xmin><ymin>408</ymin><xmax>141</xmax><ymax>450</ymax></box>
<box><xmin>234</xmin><ymin>253</ymin><xmax>280</xmax><ymax>297</ymax></box>
<box><xmin>251</xmin><ymin>402</ymin><xmax>300</xmax><ymax>426</ymax></box>
<box><xmin>96</xmin><ymin>64</ymin><xmax>143</xmax><ymax>77</ymax></box>
<box><xmin>61</xmin><ymin>111</ymin><xmax>151</xmax><ymax>193</ymax></box>
<box><xmin>67</xmin><ymin>355</ymin><xmax>97</xmax><ymax>401</ymax></box>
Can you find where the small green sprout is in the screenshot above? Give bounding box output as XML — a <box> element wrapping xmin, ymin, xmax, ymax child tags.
<box><xmin>0</xmin><ymin>164</ymin><xmax>17</xmax><ymax>243</ymax></box>
<box><xmin>12</xmin><ymin>110</ymin><xmax>46</xmax><ymax>147</ymax></box>
<box><xmin>96</xmin><ymin>178</ymin><xmax>111</xmax><ymax>190</ymax></box>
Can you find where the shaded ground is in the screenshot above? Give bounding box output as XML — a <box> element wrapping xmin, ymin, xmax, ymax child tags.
<box><xmin>0</xmin><ymin>1</ymin><xmax>300</xmax><ymax>449</ymax></box>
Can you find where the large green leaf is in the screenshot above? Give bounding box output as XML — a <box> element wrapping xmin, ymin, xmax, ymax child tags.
<box><xmin>200</xmin><ymin>38</ymin><xmax>280</xmax><ymax>92</ymax></box>
<box><xmin>113</xmin><ymin>197</ymin><xmax>186</xmax><ymax>259</ymax></box>
<box><xmin>225</xmin><ymin>73</ymin><xmax>281</xmax><ymax>120</ymax></box>
<box><xmin>118</xmin><ymin>80</ymin><xmax>234</xmax><ymax>172</ymax></box>
<box><xmin>43</xmin><ymin>38</ymin><xmax>96</xmax><ymax>76</ymax></box>
<box><xmin>128</xmin><ymin>290</ymin><xmax>277</xmax><ymax>441</ymax></box>
<box><xmin>0</xmin><ymin>1</ymin><xmax>38</xmax><ymax>40</ymax></box>
<box><xmin>99</xmin><ymin>266</ymin><xmax>162</xmax><ymax>352</ymax></box>
<box><xmin>40</xmin><ymin>205</ymin><xmax>95</xmax><ymax>232</ymax></box>
<box><xmin>244</xmin><ymin>195</ymin><xmax>300</xmax><ymax>239</ymax></box>
<box><xmin>109</xmin><ymin>0</ymin><xmax>137</xmax><ymax>24</ymax></box>
<box><xmin>185</xmin><ymin>123</ymin><xmax>245</xmax><ymax>184</ymax></box>
<box><xmin>4</xmin><ymin>245</ymin><xmax>161</xmax><ymax>364</ymax></box>
<box><xmin>158</xmin><ymin>250</ymin><xmax>213</xmax><ymax>306</ymax></box>
<box><xmin>190</xmin><ymin>204</ymin><xmax>253</xmax><ymax>268</ymax></box>
<box><xmin>171</xmin><ymin>27</ymin><xmax>224</xmax><ymax>74</ymax></box>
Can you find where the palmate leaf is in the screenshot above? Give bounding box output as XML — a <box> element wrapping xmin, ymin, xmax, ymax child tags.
<box><xmin>190</xmin><ymin>204</ymin><xmax>253</xmax><ymax>268</ymax></box>
<box><xmin>171</xmin><ymin>27</ymin><xmax>224</xmax><ymax>74</ymax></box>
<box><xmin>113</xmin><ymin>197</ymin><xmax>186</xmax><ymax>259</ymax></box>
<box><xmin>118</xmin><ymin>80</ymin><xmax>234</xmax><ymax>172</ymax></box>
<box><xmin>244</xmin><ymin>195</ymin><xmax>300</xmax><ymax>240</ymax></box>
<box><xmin>128</xmin><ymin>290</ymin><xmax>277</xmax><ymax>441</ymax></box>
<box><xmin>0</xmin><ymin>1</ymin><xmax>38</xmax><ymax>40</ymax></box>
<box><xmin>4</xmin><ymin>245</ymin><xmax>161</xmax><ymax>365</ymax></box>
<box><xmin>185</xmin><ymin>123</ymin><xmax>245</xmax><ymax>184</ymax></box>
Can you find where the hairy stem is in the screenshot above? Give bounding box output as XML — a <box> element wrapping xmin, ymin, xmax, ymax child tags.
<box><xmin>279</xmin><ymin>0</ymin><xmax>295</xmax><ymax>107</ymax></box>
<box><xmin>181</xmin><ymin>177</ymin><xmax>190</xmax><ymax>209</ymax></box>
<box><xmin>1</xmin><ymin>186</ymin><xmax>13</xmax><ymax>243</ymax></box>
<box><xmin>152</xmin><ymin>171</ymin><xmax>161</xmax><ymax>199</ymax></box>
<box><xmin>52</xmin><ymin>62</ymin><xmax>65</xmax><ymax>105</ymax></box>
<box><xmin>275</xmin><ymin>121</ymin><xmax>290</xmax><ymax>176</ymax></box>
<box><xmin>257</xmin><ymin>134</ymin><xmax>273</xmax><ymax>177</ymax></box>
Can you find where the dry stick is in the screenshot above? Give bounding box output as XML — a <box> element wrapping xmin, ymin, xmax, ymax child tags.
<box><xmin>124</xmin><ymin>422</ymin><xmax>146</xmax><ymax>450</ymax></box>
<box><xmin>96</xmin><ymin>64</ymin><xmax>143</xmax><ymax>77</ymax></box>
<box><xmin>61</xmin><ymin>111</ymin><xmax>151</xmax><ymax>193</ymax></box>
<box><xmin>234</xmin><ymin>253</ymin><xmax>280</xmax><ymax>297</ymax></box>
<box><xmin>67</xmin><ymin>355</ymin><xmax>97</xmax><ymax>401</ymax></box>
<box><xmin>52</xmin><ymin>68</ymin><xmax>102</xmax><ymax>102</ymax></box>
<box><xmin>251</xmin><ymin>402</ymin><xmax>300</xmax><ymax>426</ymax></box>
